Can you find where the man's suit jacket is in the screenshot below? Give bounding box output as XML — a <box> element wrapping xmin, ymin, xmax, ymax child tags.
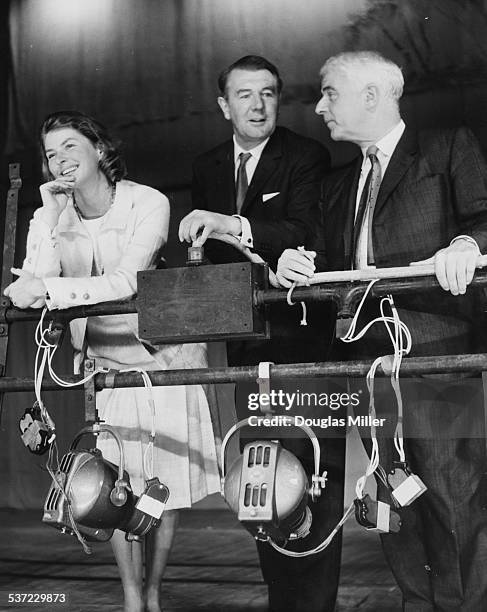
<box><xmin>192</xmin><ymin>125</ymin><xmax>330</xmax><ymax>270</ymax></box>
<box><xmin>316</xmin><ymin>126</ymin><xmax>487</xmax><ymax>358</ymax></box>
<box><xmin>192</xmin><ymin>125</ymin><xmax>333</xmax><ymax>364</ymax></box>
<box><xmin>192</xmin><ymin>128</ymin><xmax>346</xmax><ymax>612</ymax></box>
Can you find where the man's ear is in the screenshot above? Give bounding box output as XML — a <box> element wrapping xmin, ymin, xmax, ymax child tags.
<box><xmin>217</xmin><ymin>96</ymin><xmax>231</xmax><ymax>121</ymax></box>
<box><xmin>364</xmin><ymin>84</ymin><xmax>379</xmax><ymax>109</ymax></box>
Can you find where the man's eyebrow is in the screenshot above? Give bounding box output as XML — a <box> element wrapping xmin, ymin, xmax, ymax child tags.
<box><xmin>235</xmin><ymin>85</ymin><xmax>277</xmax><ymax>94</ymax></box>
<box><xmin>321</xmin><ymin>85</ymin><xmax>334</xmax><ymax>94</ymax></box>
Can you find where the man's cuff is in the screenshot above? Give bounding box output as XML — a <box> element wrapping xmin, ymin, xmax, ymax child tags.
<box><xmin>232</xmin><ymin>215</ymin><xmax>253</xmax><ymax>248</ymax></box>
<box><xmin>43</xmin><ymin>278</ymin><xmax>55</xmax><ymax>310</ymax></box>
<box><xmin>42</xmin><ymin>279</ymin><xmax>50</xmax><ymax>300</ymax></box>
<box><xmin>450</xmin><ymin>235</ymin><xmax>481</xmax><ymax>253</ymax></box>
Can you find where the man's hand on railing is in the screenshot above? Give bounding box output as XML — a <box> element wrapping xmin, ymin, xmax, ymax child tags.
<box><xmin>276</xmin><ymin>248</ymin><xmax>316</xmax><ymax>288</ymax></box>
<box><xmin>410</xmin><ymin>238</ymin><xmax>480</xmax><ymax>296</ymax></box>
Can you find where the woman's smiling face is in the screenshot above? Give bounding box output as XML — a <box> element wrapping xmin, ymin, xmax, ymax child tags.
<box><xmin>43</xmin><ymin>127</ymin><xmax>101</xmax><ymax>185</ymax></box>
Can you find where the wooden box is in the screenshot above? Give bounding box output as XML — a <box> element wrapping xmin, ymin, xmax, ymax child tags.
<box><xmin>137</xmin><ymin>262</ymin><xmax>269</xmax><ymax>343</ymax></box>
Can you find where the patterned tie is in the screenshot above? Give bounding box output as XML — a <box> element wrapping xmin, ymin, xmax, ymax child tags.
<box><xmin>352</xmin><ymin>145</ymin><xmax>381</xmax><ymax>268</ymax></box>
<box><xmin>235</xmin><ymin>152</ymin><xmax>252</xmax><ymax>214</ymax></box>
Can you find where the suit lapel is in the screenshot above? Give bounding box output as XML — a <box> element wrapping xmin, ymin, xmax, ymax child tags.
<box><xmin>213</xmin><ymin>142</ymin><xmax>236</xmax><ymax>215</ymax></box>
<box><xmin>375</xmin><ymin>127</ymin><xmax>418</xmax><ymax>216</ymax></box>
<box><xmin>240</xmin><ymin>130</ymin><xmax>282</xmax><ymax>215</ymax></box>
<box><xmin>343</xmin><ymin>160</ymin><xmax>361</xmax><ymax>266</ymax></box>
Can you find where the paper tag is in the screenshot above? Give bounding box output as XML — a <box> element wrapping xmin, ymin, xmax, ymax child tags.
<box><xmin>354</xmin><ymin>494</ymin><xmax>401</xmax><ymax>533</ymax></box>
<box><xmin>376</xmin><ymin>501</ymin><xmax>390</xmax><ymax>532</ymax></box>
<box><xmin>136</xmin><ymin>494</ymin><xmax>166</xmax><ymax>519</ymax></box>
<box><xmin>392</xmin><ymin>474</ymin><xmax>427</xmax><ymax>506</ymax></box>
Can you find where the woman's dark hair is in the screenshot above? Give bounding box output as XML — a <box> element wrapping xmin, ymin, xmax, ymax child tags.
<box><xmin>40</xmin><ymin>110</ymin><xmax>127</xmax><ymax>183</ymax></box>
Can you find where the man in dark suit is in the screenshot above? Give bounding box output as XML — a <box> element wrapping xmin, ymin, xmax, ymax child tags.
<box><xmin>179</xmin><ymin>55</ymin><xmax>334</xmax><ymax>365</ymax></box>
<box><xmin>277</xmin><ymin>51</ymin><xmax>487</xmax><ymax>611</ymax></box>
<box><xmin>179</xmin><ymin>56</ymin><xmax>345</xmax><ymax>612</ymax></box>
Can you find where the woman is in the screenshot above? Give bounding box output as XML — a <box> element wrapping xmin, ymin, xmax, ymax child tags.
<box><xmin>5</xmin><ymin>111</ymin><xmax>221</xmax><ymax>612</ymax></box>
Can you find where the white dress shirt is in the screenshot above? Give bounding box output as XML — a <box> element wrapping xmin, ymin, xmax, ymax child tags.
<box><xmin>355</xmin><ymin>120</ymin><xmax>406</xmax><ymax>269</ymax></box>
<box><xmin>232</xmin><ymin>136</ymin><xmax>270</xmax><ymax>248</ymax></box>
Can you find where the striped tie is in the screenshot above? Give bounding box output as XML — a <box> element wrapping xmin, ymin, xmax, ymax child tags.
<box><xmin>352</xmin><ymin>145</ymin><xmax>381</xmax><ymax>268</ymax></box>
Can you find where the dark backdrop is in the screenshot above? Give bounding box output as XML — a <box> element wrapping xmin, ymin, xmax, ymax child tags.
<box><xmin>1</xmin><ymin>0</ymin><xmax>487</xmax><ymax>508</ymax></box>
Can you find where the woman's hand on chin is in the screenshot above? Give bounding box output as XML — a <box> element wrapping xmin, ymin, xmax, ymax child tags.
<box><xmin>39</xmin><ymin>176</ymin><xmax>75</xmax><ymax>228</ymax></box>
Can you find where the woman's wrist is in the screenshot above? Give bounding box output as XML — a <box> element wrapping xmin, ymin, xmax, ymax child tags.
<box><xmin>33</xmin><ymin>278</ymin><xmax>49</xmax><ymax>300</ymax></box>
<box><xmin>39</xmin><ymin>206</ymin><xmax>61</xmax><ymax>231</ymax></box>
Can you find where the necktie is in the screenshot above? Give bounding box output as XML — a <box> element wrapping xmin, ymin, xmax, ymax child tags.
<box><xmin>352</xmin><ymin>145</ymin><xmax>381</xmax><ymax>268</ymax></box>
<box><xmin>235</xmin><ymin>152</ymin><xmax>252</xmax><ymax>213</ymax></box>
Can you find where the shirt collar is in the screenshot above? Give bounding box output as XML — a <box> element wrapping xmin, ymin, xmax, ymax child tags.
<box><xmin>361</xmin><ymin>119</ymin><xmax>406</xmax><ymax>160</ymax></box>
<box><xmin>233</xmin><ymin>135</ymin><xmax>270</xmax><ymax>165</ymax></box>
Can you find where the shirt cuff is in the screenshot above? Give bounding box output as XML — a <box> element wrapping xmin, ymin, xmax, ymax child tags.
<box><xmin>450</xmin><ymin>235</ymin><xmax>481</xmax><ymax>253</ymax></box>
<box><xmin>43</xmin><ymin>278</ymin><xmax>56</xmax><ymax>310</ymax></box>
<box><xmin>233</xmin><ymin>215</ymin><xmax>253</xmax><ymax>248</ymax></box>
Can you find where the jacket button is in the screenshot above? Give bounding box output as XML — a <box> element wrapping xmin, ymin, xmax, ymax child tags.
<box><xmin>83</xmin><ymin>293</ymin><xmax>90</xmax><ymax>300</ymax></box>
<box><xmin>70</xmin><ymin>292</ymin><xmax>76</xmax><ymax>299</ymax></box>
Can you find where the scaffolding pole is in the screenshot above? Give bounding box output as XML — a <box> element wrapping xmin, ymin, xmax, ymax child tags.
<box><xmin>0</xmin><ymin>352</ymin><xmax>485</xmax><ymax>395</ymax></box>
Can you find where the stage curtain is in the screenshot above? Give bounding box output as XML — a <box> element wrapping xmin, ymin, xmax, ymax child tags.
<box><xmin>5</xmin><ymin>0</ymin><xmax>366</xmax><ymax>189</ymax></box>
<box><xmin>2</xmin><ymin>0</ymin><xmax>487</xmax><ymax>508</ymax></box>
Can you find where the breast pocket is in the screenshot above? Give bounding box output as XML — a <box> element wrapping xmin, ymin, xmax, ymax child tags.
<box><xmin>260</xmin><ymin>191</ymin><xmax>284</xmax><ymax>220</ymax></box>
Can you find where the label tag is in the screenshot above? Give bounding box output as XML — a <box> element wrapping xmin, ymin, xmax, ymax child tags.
<box><xmin>391</xmin><ymin>473</ymin><xmax>427</xmax><ymax>506</ymax></box>
<box><xmin>353</xmin><ymin>494</ymin><xmax>401</xmax><ymax>533</ymax></box>
<box><xmin>136</xmin><ymin>494</ymin><xmax>166</xmax><ymax>519</ymax></box>
<box><xmin>376</xmin><ymin>501</ymin><xmax>390</xmax><ymax>532</ymax></box>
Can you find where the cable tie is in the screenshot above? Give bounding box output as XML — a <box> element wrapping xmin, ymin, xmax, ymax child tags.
<box><xmin>380</xmin><ymin>355</ymin><xmax>394</xmax><ymax>376</ymax></box>
<box><xmin>257</xmin><ymin>361</ymin><xmax>274</xmax><ymax>414</ymax></box>
<box><xmin>287</xmin><ymin>282</ymin><xmax>308</xmax><ymax>325</ymax></box>
<box><xmin>287</xmin><ymin>282</ymin><xmax>297</xmax><ymax>306</ymax></box>
<box><xmin>104</xmin><ymin>369</ymin><xmax>117</xmax><ymax>389</ymax></box>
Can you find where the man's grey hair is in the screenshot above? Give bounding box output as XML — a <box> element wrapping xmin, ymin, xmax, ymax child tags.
<box><xmin>320</xmin><ymin>51</ymin><xmax>404</xmax><ymax>101</ymax></box>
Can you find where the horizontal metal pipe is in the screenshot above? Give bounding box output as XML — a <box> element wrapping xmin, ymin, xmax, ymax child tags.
<box><xmin>256</xmin><ymin>269</ymin><xmax>487</xmax><ymax>306</ymax></box>
<box><xmin>1</xmin><ymin>353</ymin><xmax>486</xmax><ymax>394</ymax></box>
<box><xmin>5</xmin><ymin>269</ymin><xmax>487</xmax><ymax>323</ymax></box>
<box><xmin>4</xmin><ymin>299</ymin><xmax>137</xmax><ymax>323</ymax></box>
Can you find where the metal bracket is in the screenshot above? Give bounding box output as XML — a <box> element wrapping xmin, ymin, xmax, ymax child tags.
<box><xmin>0</xmin><ymin>163</ymin><xmax>21</xmax><ymax>376</ymax></box>
<box><xmin>83</xmin><ymin>359</ymin><xmax>97</xmax><ymax>424</ymax></box>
